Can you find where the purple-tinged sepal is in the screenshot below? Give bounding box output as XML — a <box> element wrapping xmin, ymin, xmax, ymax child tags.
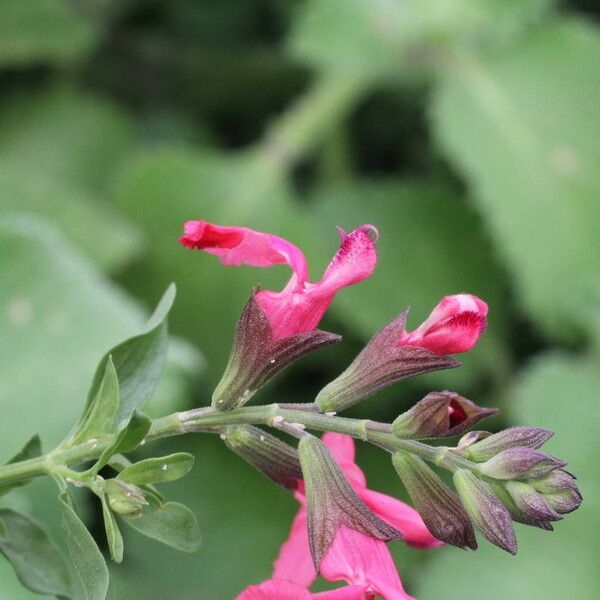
<box><xmin>453</xmin><ymin>469</ymin><xmax>517</xmax><ymax>554</ymax></box>
<box><xmin>478</xmin><ymin>448</ymin><xmax>566</xmax><ymax>480</ymax></box>
<box><xmin>316</xmin><ymin>311</ymin><xmax>459</xmax><ymax>412</ymax></box>
<box><xmin>392</xmin><ymin>391</ymin><xmax>498</xmax><ymax>440</ymax></box>
<box><xmin>392</xmin><ymin>451</ymin><xmax>477</xmax><ymax>549</ymax></box>
<box><xmin>461</xmin><ymin>427</ymin><xmax>554</xmax><ymax>461</ymax></box>
<box><xmin>528</xmin><ymin>470</ymin><xmax>582</xmax><ymax>515</ymax></box>
<box><xmin>505</xmin><ymin>481</ymin><xmax>562</xmax><ymax>523</ymax></box>
<box><xmin>223</xmin><ymin>425</ymin><xmax>302</xmax><ymax>491</ymax></box>
<box><xmin>213</xmin><ymin>293</ymin><xmax>340</xmax><ymax>411</ymax></box>
<box><xmin>298</xmin><ymin>435</ymin><xmax>403</xmax><ymax>569</ymax></box>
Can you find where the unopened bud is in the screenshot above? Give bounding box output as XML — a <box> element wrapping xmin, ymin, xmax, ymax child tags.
<box><xmin>489</xmin><ymin>482</ymin><xmax>555</xmax><ymax>531</ymax></box>
<box><xmin>213</xmin><ymin>293</ymin><xmax>340</xmax><ymax>411</ymax></box>
<box><xmin>316</xmin><ymin>311</ymin><xmax>458</xmax><ymax>413</ymax></box>
<box><xmin>392</xmin><ymin>452</ymin><xmax>476</xmax><ymax>549</ymax></box>
<box><xmin>528</xmin><ymin>471</ymin><xmax>582</xmax><ymax>514</ymax></box>
<box><xmin>105</xmin><ymin>479</ymin><xmax>148</xmax><ymax>517</ymax></box>
<box><xmin>462</xmin><ymin>427</ymin><xmax>554</xmax><ymax>461</ymax></box>
<box><xmin>453</xmin><ymin>469</ymin><xmax>517</xmax><ymax>554</ymax></box>
<box><xmin>298</xmin><ymin>436</ymin><xmax>402</xmax><ymax>569</ymax></box>
<box><xmin>505</xmin><ymin>481</ymin><xmax>562</xmax><ymax>523</ymax></box>
<box><xmin>223</xmin><ymin>425</ymin><xmax>302</xmax><ymax>490</ymax></box>
<box><xmin>392</xmin><ymin>391</ymin><xmax>498</xmax><ymax>440</ymax></box>
<box><xmin>478</xmin><ymin>447</ymin><xmax>566</xmax><ymax>480</ymax></box>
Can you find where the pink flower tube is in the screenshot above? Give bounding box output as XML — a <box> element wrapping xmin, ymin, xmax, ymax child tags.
<box><xmin>399</xmin><ymin>294</ymin><xmax>488</xmax><ymax>355</ymax></box>
<box><xmin>181</xmin><ymin>221</ymin><xmax>378</xmax><ymax>339</ymax></box>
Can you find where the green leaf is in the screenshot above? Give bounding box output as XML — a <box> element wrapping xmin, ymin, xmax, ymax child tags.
<box><xmin>123</xmin><ymin>495</ymin><xmax>201</xmax><ymax>553</ymax></box>
<box><xmin>0</xmin><ymin>87</ymin><xmax>133</xmax><ymax>194</ymax></box>
<box><xmin>117</xmin><ymin>453</ymin><xmax>195</xmax><ymax>485</ymax></box>
<box><xmin>5</xmin><ymin>434</ymin><xmax>42</xmax><ymax>465</ymax></box>
<box><xmin>289</xmin><ymin>0</ymin><xmax>556</xmax><ymax>74</ymax></box>
<box><xmin>416</xmin><ymin>352</ymin><xmax>599</xmax><ymax>599</ymax></box>
<box><xmin>0</xmin><ymin>434</ymin><xmax>42</xmax><ymax>498</ymax></box>
<box><xmin>93</xmin><ymin>411</ymin><xmax>152</xmax><ymax>473</ymax></box>
<box><xmin>101</xmin><ymin>497</ymin><xmax>124</xmax><ymax>564</ymax></box>
<box><xmin>0</xmin><ymin>0</ymin><xmax>96</xmax><ymax>67</ymax></box>
<box><xmin>70</xmin><ymin>356</ymin><xmax>120</xmax><ymax>446</ymax></box>
<box><xmin>0</xmin><ymin>165</ymin><xmax>142</xmax><ymax>273</ymax></box>
<box><xmin>431</xmin><ymin>19</ymin><xmax>600</xmax><ymax>340</ymax></box>
<box><xmin>0</xmin><ymin>508</ymin><xmax>71</xmax><ymax>597</ymax></box>
<box><xmin>59</xmin><ymin>491</ymin><xmax>109</xmax><ymax>600</ymax></box>
<box><xmin>86</xmin><ymin>285</ymin><xmax>175</xmax><ymax>426</ymax></box>
<box><xmin>309</xmin><ymin>180</ymin><xmax>509</xmax><ymax>388</ymax></box>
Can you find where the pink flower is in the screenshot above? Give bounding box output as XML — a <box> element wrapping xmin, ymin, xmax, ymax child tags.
<box><xmin>237</xmin><ymin>579</ymin><xmax>372</xmax><ymax>600</ymax></box>
<box><xmin>267</xmin><ymin>433</ymin><xmax>440</xmax><ymax>599</ymax></box>
<box><xmin>180</xmin><ymin>221</ymin><xmax>378</xmax><ymax>339</ymax></box>
<box><xmin>399</xmin><ymin>294</ymin><xmax>488</xmax><ymax>355</ymax></box>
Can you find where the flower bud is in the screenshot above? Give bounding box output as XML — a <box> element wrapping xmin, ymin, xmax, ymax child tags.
<box><xmin>298</xmin><ymin>435</ymin><xmax>402</xmax><ymax>569</ymax></box>
<box><xmin>488</xmin><ymin>482</ymin><xmax>555</xmax><ymax>530</ymax></box>
<box><xmin>392</xmin><ymin>391</ymin><xmax>498</xmax><ymax>439</ymax></box>
<box><xmin>223</xmin><ymin>425</ymin><xmax>302</xmax><ymax>490</ymax></box>
<box><xmin>316</xmin><ymin>311</ymin><xmax>459</xmax><ymax>412</ymax></box>
<box><xmin>392</xmin><ymin>452</ymin><xmax>477</xmax><ymax>549</ymax></box>
<box><xmin>461</xmin><ymin>427</ymin><xmax>554</xmax><ymax>462</ymax></box>
<box><xmin>505</xmin><ymin>481</ymin><xmax>562</xmax><ymax>523</ymax></box>
<box><xmin>453</xmin><ymin>469</ymin><xmax>517</xmax><ymax>554</ymax></box>
<box><xmin>478</xmin><ymin>448</ymin><xmax>567</xmax><ymax>480</ymax></box>
<box><xmin>456</xmin><ymin>430</ymin><xmax>491</xmax><ymax>451</ymax></box>
<box><xmin>213</xmin><ymin>293</ymin><xmax>340</xmax><ymax>411</ymax></box>
<box><xmin>528</xmin><ymin>470</ymin><xmax>582</xmax><ymax>514</ymax></box>
<box><xmin>105</xmin><ymin>479</ymin><xmax>148</xmax><ymax>517</ymax></box>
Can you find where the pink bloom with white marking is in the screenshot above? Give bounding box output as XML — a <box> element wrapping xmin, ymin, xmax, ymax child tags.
<box><xmin>399</xmin><ymin>294</ymin><xmax>488</xmax><ymax>355</ymax></box>
<box><xmin>180</xmin><ymin>221</ymin><xmax>378</xmax><ymax>339</ymax></box>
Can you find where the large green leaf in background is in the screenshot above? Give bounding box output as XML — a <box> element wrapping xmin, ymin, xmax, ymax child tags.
<box><xmin>309</xmin><ymin>180</ymin><xmax>510</xmax><ymax>390</ymax></box>
<box><xmin>0</xmin><ymin>0</ymin><xmax>96</xmax><ymax>67</ymax></box>
<box><xmin>114</xmin><ymin>146</ymin><xmax>318</xmax><ymax>380</ymax></box>
<box><xmin>0</xmin><ymin>87</ymin><xmax>134</xmax><ymax>194</ymax></box>
<box><xmin>0</xmin><ymin>215</ymin><xmax>201</xmax><ymax>597</ymax></box>
<box><xmin>0</xmin><ymin>166</ymin><xmax>141</xmax><ymax>273</ymax></box>
<box><xmin>432</xmin><ymin>19</ymin><xmax>600</xmax><ymax>341</ymax></box>
<box><xmin>288</xmin><ymin>0</ymin><xmax>556</xmax><ymax>73</ymax></box>
<box><xmin>416</xmin><ymin>352</ymin><xmax>600</xmax><ymax>599</ymax></box>
<box><xmin>0</xmin><ymin>88</ymin><xmax>141</xmax><ymax>273</ymax></box>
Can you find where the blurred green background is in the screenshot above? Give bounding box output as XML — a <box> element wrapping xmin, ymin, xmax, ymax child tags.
<box><xmin>1</xmin><ymin>1</ymin><xmax>599</xmax><ymax>598</ymax></box>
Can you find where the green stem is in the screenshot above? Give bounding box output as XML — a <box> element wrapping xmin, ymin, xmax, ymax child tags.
<box><xmin>260</xmin><ymin>71</ymin><xmax>372</xmax><ymax>170</ymax></box>
<box><xmin>0</xmin><ymin>403</ymin><xmax>474</xmax><ymax>488</ymax></box>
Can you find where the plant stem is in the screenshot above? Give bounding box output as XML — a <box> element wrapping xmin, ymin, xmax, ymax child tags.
<box><xmin>0</xmin><ymin>403</ymin><xmax>474</xmax><ymax>488</ymax></box>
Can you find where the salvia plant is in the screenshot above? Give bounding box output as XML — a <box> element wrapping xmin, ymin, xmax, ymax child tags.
<box><xmin>0</xmin><ymin>220</ymin><xmax>582</xmax><ymax>600</ymax></box>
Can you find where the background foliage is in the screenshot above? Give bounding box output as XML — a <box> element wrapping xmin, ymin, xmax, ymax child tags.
<box><xmin>1</xmin><ymin>1</ymin><xmax>599</xmax><ymax>598</ymax></box>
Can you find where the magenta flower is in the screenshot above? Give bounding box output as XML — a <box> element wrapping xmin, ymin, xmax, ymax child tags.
<box><xmin>237</xmin><ymin>579</ymin><xmax>372</xmax><ymax>600</ymax></box>
<box><xmin>399</xmin><ymin>294</ymin><xmax>488</xmax><ymax>355</ymax></box>
<box><xmin>180</xmin><ymin>221</ymin><xmax>378</xmax><ymax>339</ymax></box>
<box><xmin>237</xmin><ymin>433</ymin><xmax>440</xmax><ymax>599</ymax></box>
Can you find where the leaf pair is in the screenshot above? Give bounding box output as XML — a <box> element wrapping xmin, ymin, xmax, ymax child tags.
<box><xmin>65</xmin><ymin>284</ymin><xmax>176</xmax><ymax>449</ymax></box>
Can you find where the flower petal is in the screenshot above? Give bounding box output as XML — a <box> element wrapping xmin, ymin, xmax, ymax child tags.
<box><xmin>400</xmin><ymin>294</ymin><xmax>488</xmax><ymax>355</ymax></box>
<box><xmin>318</xmin><ymin>226</ymin><xmax>378</xmax><ymax>294</ymax></box>
<box><xmin>320</xmin><ymin>526</ymin><xmax>415</xmax><ymax>600</ymax></box>
<box><xmin>359</xmin><ymin>489</ymin><xmax>443</xmax><ymax>549</ymax></box>
<box><xmin>273</xmin><ymin>508</ymin><xmax>317</xmax><ymax>587</ymax></box>
<box><xmin>314</xmin><ymin>584</ymin><xmax>371</xmax><ymax>599</ymax></box>
<box><xmin>236</xmin><ymin>579</ymin><xmax>313</xmax><ymax>600</ymax></box>
<box><xmin>180</xmin><ymin>220</ymin><xmax>308</xmax><ymax>287</ymax></box>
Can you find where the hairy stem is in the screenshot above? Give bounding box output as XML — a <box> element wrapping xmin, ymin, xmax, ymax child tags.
<box><xmin>0</xmin><ymin>403</ymin><xmax>474</xmax><ymax>488</ymax></box>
